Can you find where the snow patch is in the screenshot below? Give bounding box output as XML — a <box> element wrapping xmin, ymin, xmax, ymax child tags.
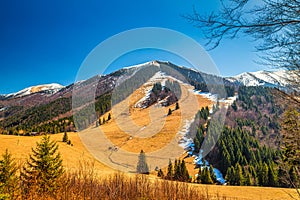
<box><xmin>6</xmin><ymin>83</ymin><xmax>64</xmax><ymax>98</ymax></box>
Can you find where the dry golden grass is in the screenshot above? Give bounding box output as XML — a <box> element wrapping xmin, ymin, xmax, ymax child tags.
<box><xmin>0</xmin><ymin>133</ymin><xmax>113</xmax><ymax>174</ymax></box>
<box><xmin>100</xmin><ymin>82</ymin><xmax>213</xmax><ymax>153</ymax></box>
<box><xmin>189</xmin><ymin>183</ymin><xmax>300</xmax><ymax>200</ymax></box>
<box><xmin>0</xmin><ymin>134</ymin><xmax>299</xmax><ymax>200</ymax></box>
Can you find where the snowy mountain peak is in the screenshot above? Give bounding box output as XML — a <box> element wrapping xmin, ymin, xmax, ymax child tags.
<box><xmin>226</xmin><ymin>70</ymin><xmax>290</xmax><ymax>88</ymax></box>
<box><xmin>123</xmin><ymin>60</ymin><xmax>161</xmax><ymax>70</ymax></box>
<box><xmin>5</xmin><ymin>83</ymin><xmax>64</xmax><ymax>98</ymax></box>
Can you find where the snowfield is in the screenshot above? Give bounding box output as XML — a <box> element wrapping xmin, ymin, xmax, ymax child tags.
<box><xmin>5</xmin><ymin>83</ymin><xmax>64</xmax><ymax>98</ymax></box>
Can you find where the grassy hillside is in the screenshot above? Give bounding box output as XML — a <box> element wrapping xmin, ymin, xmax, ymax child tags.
<box><xmin>0</xmin><ymin>134</ymin><xmax>298</xmax><ymax>200</ymax></box>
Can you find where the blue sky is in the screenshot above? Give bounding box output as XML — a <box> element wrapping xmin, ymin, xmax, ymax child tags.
<box><xmin>0</xmin><ymin>0</ymin><xmax>266</xmax><ymax>94</ymax></box>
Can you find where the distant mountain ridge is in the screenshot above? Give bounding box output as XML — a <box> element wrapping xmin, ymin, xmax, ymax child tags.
<box><xmin>226</xmin><ymin>70</ymin><xmax>291</xmax><ymax>89</ymax></box>
<box><xmin>2</xmin><ymin>63</ymin><xmax>292</xmax><ymax>99</ymax></box>
<box><xmin>5</xmin><ymin>83</ymin><xmax>64</xmax><ymax>98</ymax></box>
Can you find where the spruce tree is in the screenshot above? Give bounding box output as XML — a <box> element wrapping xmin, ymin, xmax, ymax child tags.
<box><xmin>0</xmin><ymin>149</ymin><xmax>18</xmax><ymax>198</ymax></box>
<box><xmin>136</xmin><ymin>150</ymin><xmax>149</xmax><ymax>174</ymax></box>
<box><xmin>175</xmin><ymin>102</ymin><xmax>179</xmax><ymax>110</ymax></box>
<box><xmin>196</xmin><ymin>167</ymin><xmax>202</xmax><ymax>183</ymax></box>
<box><xmin>200</xmin><ymin>167</ymin><xmax>213</xmax><ymax>184</ymax></box>
<box><xmin>235</xmin><ymin>163</ymin><xmax>244</xmax><ymax>186</ymax></box>
<box><xmin>166</xmin><ymin>159</ymin><xmax>173</xmax><ymax>180</ymax></box>
<box><xmin>167</xmin><ymin>108</ymin><xmax>172</xmax><ymax>116</ymax></box>
<box><xmin>174</xmin><ymin>159</ymin><xmax>181</xmax><ymax>180</ymax></box>
<box><xmin>21</xmin><ymin>135</ymin><xmax>64</xmax><ymax>195</ymax></box>
<box><xmin>259</xmin><ymin>162</ymin><xmax>269</xmax><ymax>186</ymax></box>
<box><xmin>244</xmin><ymin>171</ymin><xmax>253</xmax><ymax>186</ymax></box>
<box><xmin>157</xmin><ymin>169</ymin><xmax>164</xmax><ymax>178</ymax></box>
<box><xmin>62</xmin><ymin>132</ymin><xmax>68</xmax><ymax>143</ymax></box>
<box><xmin>268</xmin><ymin>164</ymin><xmax>278</xmax><ymax>187</ymax></box>
<box><xmin>180</xmin><ymin>160</ymin><xmax>190</xmax><ymax>182</ymax></box>
<box><xmin>209</xmin><ymin>165</ymin><xmax>217</xmax><ymax>183</ymax></box>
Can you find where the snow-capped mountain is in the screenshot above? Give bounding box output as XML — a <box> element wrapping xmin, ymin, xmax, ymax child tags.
<box><xmin>226</xmin><ymin>70</ymin><xmax>291</xmax><ymax>89</ymax></box>
<box><xmin>5</xmin><ymin>83</ymin><xmax>64</xmax><ymax>98</ymax></box>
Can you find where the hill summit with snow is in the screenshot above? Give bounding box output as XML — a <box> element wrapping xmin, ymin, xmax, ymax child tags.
<box><xmin>5</xmin><ymin>83</ymin><xmax>64</xmax><ymax>98</ymax></box>
<box><xmin>226</xmin><ymin>70</ymin><xmax>291</xmax><ymax>89</ymax></box>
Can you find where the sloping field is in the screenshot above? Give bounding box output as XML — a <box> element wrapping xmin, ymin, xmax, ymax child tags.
<box><xmin>0</xmin><ymin>134</ymin><xmax>298</xmax><ymax>200</ymax></box>
<box><xmin>0</xmin><ymin>133</ymin><xmax>113</xmax><ymax>174</ymax></box>
<box><xmin>78</xmin><ymin>79</ymin><xmax>213</xmax><ymax>172</ymax></box>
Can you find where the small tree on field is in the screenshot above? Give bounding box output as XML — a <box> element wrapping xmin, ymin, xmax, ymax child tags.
<box><xmin>62</xmin><ymin>132</ymin><xmax>68</xmax><ymax>143</ymax></box>
<box><xmin>136</xmin><ymin>150</ymin><xmax>149</xmax><ymax>174</ymax></box>
<box><xmin>199</xmin><ymin>167</ymin><xmax>213</xmax><ymax>184</ymax></box>
<box><xmin>21</xmin><ymin>135</ymin><xmax>64</xmax><ymax>195</ymax></box>
<box><xmin>175</xmin><ymin>102</ymin><xmax>179</xmax><ymax>110</ymax></box>
<box><xmin>167</xmin><ymin>108</ymin><xmax>172</xmax><ymax>116</ymax></box>
<box><xmin>166</xmin><ymin>159</ymin><xmax>173</xmax><ymax>180</ymax></box>
<box><xmin>157</xmin><ymin>169</ymin><xmax>164</xmax><ymax>178</ymax></box>
<box><xmin>0</xmin><ymin>149</ymin><xmax>18</xmax><ymax>199</ymax></box>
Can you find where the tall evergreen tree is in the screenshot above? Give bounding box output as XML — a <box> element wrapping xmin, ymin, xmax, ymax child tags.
<box><xmin>235</xmin><ymin>163</ymin><xmax>244</xmax><ymax>186</ymax></box>
<box><xmin>175</xmin><ymin>102</ymin><xmax>180</xmax><ymax>110</ymax></box>
<box><xmin>174</xmin><ymin>159</ymin><xmax>181</xmax><ymax>180</ymax></box>
<box><xmin>167</xmin><ymin>108</ymin><xmax>172</xmax><ymax>116</ymax></box>
<box><xmin>268</xmin><ymin>164</ymin><xmax>278</xmax><ymax>187</ymax></box>
<box><xmin>136</xmin><ymin>150</ymin><xmax>149</xmax><ymax>174</ymax></box>
<box><xmin>21</xmin><ymin>135</ymin><xmax>64</xmax><ymax>195</ymax></box>
<box><xmin>166</xmin><ymin>159</ymin><xmax>173</xmax><ymax>180</ymax></box>
<box><xmin>259</xmin><ymin>163</ymin><xmax>269</xmax><ymax>186</ymax></box>
<box><xmin>199</xmin><ymin>167</ymin><xmax>213</xmax><ymax>184</ymax></box>
<box><xmin>180</xmin><ymin>160</ymin><xmax>190</xmax><ymax>182</ymax></box>
<box><xmin>62</xmin><ymin>132</ymin><xmax>68</xmax><ymax>143</ymax></box>
<box><xmin>244</xmin><ymin>171</ymin><xmax>253</xmax><ymax>186</ymax></box>
<box><xmin>157</xmin><ymin>169</ymin><xmax>164</xmax><ymax>178</ymax></box>
<box><xmin>0</xmin><ymin>149</ymin><xmax>18</xmax><ymax>199</ymax></box>
<box><xmin>209</xmin><ymin>165</ymin><xmax>217</xmax><ymax>183</ymax></box>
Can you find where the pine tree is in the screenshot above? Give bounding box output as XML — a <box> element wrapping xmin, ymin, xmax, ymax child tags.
<box><xmin>173</xmin><ymin>159</ymin><xmax>181</xmax><ymax>180</ymax></box>
<box><xmin>166</xmin><ymin>159</ymin><xmax>173</xmax><ymax>180</ymax></box>
<box><xmin>157</xmin><ymin>169</ymin><xmax>164</xmax><ymax>178</ymax></box>
<box><xmin>209</xmin><ymin>165</ymin><xmax>216</xmax><ymax>183</ymax></box>
<box><xmin>259</xmin><ymin>162</ymin><xmax>269</xmax><ymax>186</ymax></box>
<box><xmin>167</xmin><ymin>108</ymin><xmax>172</xmax><ymax>116</ymax></box>
<box><xmin>180</xmin><ymin>160</ymin><xmax>190</xmax><ymax>182</ymax></box>
<box><xmin>268</xmin><ymin>164</ymin><xmax>278</xmax><ymax>187</ymax></box>
<box><xmin>175</xmin><ymin>102</ymin><xmax>179</xmax><ymax>110</ymax></box>
<box><xmin>62</xmin><ymin>132</ymin><xmax>68</xmax><ymax>143</ymax></box>
<box><xmin>200</xmin><ymin>167</ymin><xmax>213</xmax><ymax>184</ymax></box>
<box><xmin>136</xmin><ymin>150</ymin><xmax>149</xmax><ymax>174</ymax></box>
<box><xmin>0</xmin><ymin>149</ymin><xmax>18</xmax><ymax>198</ymax></box>
<box><xmin>244</xmin><ymin>171</ymin><xmax>253</xmax><ymax>186</ymax></box>
<box><xmin>21</xmin><ymin>135</ymin><xmax>64</xmax><ymax>195</ymax></box>
<box><xmin>225</xmin><ymin>166</ymin><xmax>234</xmax><ymax>185</ymax></box>
<box><xmin>249</xmin><ymin>165</ymin><xmax>259</xmax><ymax>186</ymax></box>
<box><xmin>235</xmin><ymin>163</ymin><xmax>244</xmax><ymax>186</ymax></box>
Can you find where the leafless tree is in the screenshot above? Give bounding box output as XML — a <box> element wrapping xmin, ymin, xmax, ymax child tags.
<box><xmin>185</xmin><ymin>0</ymin><xmax>300</xmax><ymax>89</ymax></box>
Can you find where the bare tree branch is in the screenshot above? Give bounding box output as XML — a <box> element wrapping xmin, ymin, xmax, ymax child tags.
<box><xmin>184</xmin><ymin>0</ymin><xmax>300</xmax><ymax>89</ymax></box>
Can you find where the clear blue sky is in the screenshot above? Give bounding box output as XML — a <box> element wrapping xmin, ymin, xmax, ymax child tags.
<box><xmin>0</xmin><ymin>0</ymin><xmax>266</xmax><ymax>94</ymax></box>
